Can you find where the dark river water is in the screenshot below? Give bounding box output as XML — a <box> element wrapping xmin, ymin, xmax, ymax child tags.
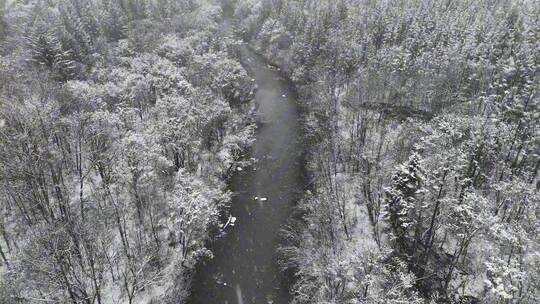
<box><xmin>187</xmin><ymin>16</ymin><xmax>305</xmax><ymax>304</ymax></box>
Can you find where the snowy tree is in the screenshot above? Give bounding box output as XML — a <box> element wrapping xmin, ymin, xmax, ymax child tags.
<box><xmin>384</xmin><ymin>153</ymin><xmax>425</xmax><ymax>259</ymax></box>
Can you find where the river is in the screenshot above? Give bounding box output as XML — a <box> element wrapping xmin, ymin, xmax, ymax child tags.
<box><xmin>188</xmin><ymin>11</ymin><xmax>305</xmax><ymax>304</ymax></box>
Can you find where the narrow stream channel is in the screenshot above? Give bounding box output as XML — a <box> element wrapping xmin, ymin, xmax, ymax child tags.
<box><xmin>188</xmin><ymin>10</ymin><xmax>305</xmax><ymax>304</ymax></box>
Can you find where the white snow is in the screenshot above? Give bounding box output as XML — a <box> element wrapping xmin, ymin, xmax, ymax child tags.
<box><xmin>223</xmin><ymin>216</ymin><xmax>237</xmax><ymax>229</ymax></box>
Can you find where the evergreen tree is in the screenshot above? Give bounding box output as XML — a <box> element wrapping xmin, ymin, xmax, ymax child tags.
<box><xmin>384</xmin><ymin>153</ymin><xmax>425</xmax><ymax>259</ymax></box>
<box><xmin>27</xmin><ymin>28</ymin><xmax>75</xmax><ymax>81</ymax></box>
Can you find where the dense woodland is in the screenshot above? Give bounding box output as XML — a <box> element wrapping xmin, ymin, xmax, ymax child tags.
<box><xmin>0</xmin><ymin>0</ymin><xmax>256</xmax><ymax>302</ymax></box>
<box><xmin>0</xmin><ymin>0</ymin><xmax>539</xmax><ymax>303</ymax></box>
<box><xmin>234</xmin><ymin>0</ymin><xmax>539</xmax><ymax>303</ymax></box>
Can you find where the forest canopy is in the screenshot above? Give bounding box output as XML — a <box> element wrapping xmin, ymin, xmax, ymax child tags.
<box><xmin>234</xmin><ymin>0</ymin><xmax>539</xmax><ymax>303</ymax></box>
<box><xmin>0</xmin><ymin>0</ymin><xmax>255</xmax><ymax>303</ymax></box>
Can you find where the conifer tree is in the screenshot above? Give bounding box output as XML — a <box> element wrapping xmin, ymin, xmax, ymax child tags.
<box><xmin>384</xmin><ymin>153</ymin><xmax>425</xmax><ymax>259</ymax></box>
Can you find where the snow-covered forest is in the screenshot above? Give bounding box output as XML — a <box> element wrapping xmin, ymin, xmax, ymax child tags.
<box><xmin>235</xmin><ymin>0</ymin><xmax>539</xmax><ymax>303</ymax></box>
<box><xmin>0</xmin><ymin>0</ymin><xmax>256</xmax><ymax>302</ymax></box>
<box><xmin>0</xmin><ymin>0</ymin><xmax>538</xmax><ymax>303</ymax></box>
